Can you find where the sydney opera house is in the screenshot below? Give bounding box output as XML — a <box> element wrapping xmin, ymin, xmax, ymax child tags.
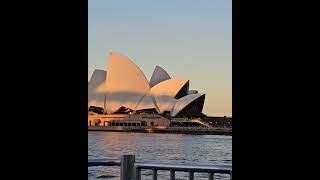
<box><xmin>88</xmin><ymin>52</ymin><xmax>208</xmax><ymax>127</ymax></box>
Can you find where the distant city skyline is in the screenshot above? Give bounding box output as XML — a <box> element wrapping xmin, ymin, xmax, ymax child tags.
<box><xmin>89</xmin><ymin>0</ymin><xmax>231</xmax><ymax>116</ymax></box>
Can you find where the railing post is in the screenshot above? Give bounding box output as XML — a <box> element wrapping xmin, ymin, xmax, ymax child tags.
<box><xmin>134</xmin><ymin>167</ymin><xmax>141</xmax><ymax>180</ymax></box>
<box><xmin>208</xmin><ymin>172</ymin><xmax>214</xmax><ymax>180</ymax></box>
<box><xmin>189</xmin><ymin>171</ymin><xmax>194</xmax><ymax>180</ymax></box>
<box><xmin>120</xmin><ymin>155</ymin><xmax>135</xmax><ymax>180</ymax></box>
<box><xmin>152</xmin><ymin>169</ymin><xmax>157</xmax><ymax>180</ymax></box>
<box><xmin>170</xmin><ymin>170</ymin><xmax>175</xmax><ymax>180</ymax></box>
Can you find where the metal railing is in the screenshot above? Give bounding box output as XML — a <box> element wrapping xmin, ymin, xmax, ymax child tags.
<box><xmin>88</xmin><ymin>155</ymin><xmax>232</xmax><ymax>180</ymax></box>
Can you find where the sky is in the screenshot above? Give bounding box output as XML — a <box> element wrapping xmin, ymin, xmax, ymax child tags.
<box><xmin>89</xmin><ymin>0</ymin><xmax>231</xmax><ymax>116</ymax></box>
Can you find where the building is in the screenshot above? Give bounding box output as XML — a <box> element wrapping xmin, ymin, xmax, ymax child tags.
<box><xmin>88</xmin><ymin>52</ymin><xmax>207</xmax><ymax>127</ymax></box>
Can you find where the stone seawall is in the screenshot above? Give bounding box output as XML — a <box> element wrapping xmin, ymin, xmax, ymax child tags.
<box><xmin>88</xmin><ymin>126</ymin><xmax>232</xmax><ymax>136</ymax></box>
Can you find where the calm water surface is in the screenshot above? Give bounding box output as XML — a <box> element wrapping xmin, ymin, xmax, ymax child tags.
<box><xmin>88</xmin><ymin>131</ymin><xmax>232</xmax><ymax>180</ymax></box>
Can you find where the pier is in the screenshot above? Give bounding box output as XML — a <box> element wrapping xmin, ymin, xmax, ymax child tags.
<box><xmin>88</xmin><ymin>155</ymin><xmax>232</xmax><ymax>180</ymax></box>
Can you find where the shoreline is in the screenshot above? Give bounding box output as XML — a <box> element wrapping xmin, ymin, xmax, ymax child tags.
<box><xmin>88</xmin><ymin>126</ymin><xmax>232</xmax><ymax>136</ymax></box>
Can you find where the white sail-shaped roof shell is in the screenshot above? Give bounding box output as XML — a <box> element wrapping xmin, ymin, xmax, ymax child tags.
<box><xmin>88</xmin><ymin>69</ymin><xmax>107</xmax><ymax>109</ymax></box>
<box><xmin>171</xmin><ymin>93</ymin><xmax>205</xmax><ymax>116</ymax></box>
<box><xmin>150</xmin><ymin>79</ymin><xmax>189</xmax><ymax>98</ymax></box>
<box><xmin>105</xmin><ymin>52</ymin><xmax>151</xmax><ymax>113</ymax></box>
<box><xmin>135</xmin><ymin>92</ymin><xmax>178</xmax><ymax>113</ymax></box>
<box><xmin>134</xmin><ymin>93</ymin><xmax>160</xmax><ymax>112</ymax></box>
<box><xmin>154</xmin><ymin>95</ymin><xmax>177</xmax><ymax>113</ymax></box>
<box><xmin>135</xmin><ymin>79</ymin><xmax>188</xmax><ymax>113</ymax></box>
<box><xmin>149</xmin><ymin>66</ymin><xmax>171</xmax><ymax>87</ymax></box>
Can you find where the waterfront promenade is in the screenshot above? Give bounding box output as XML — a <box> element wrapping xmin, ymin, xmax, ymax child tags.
<box><xmin>88</xmin><ymin>126</ymin><xmax>232</xmax><ymax>135</ymax></box>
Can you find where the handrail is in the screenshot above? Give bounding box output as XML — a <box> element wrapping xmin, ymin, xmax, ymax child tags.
<box><xmin>135</xmin><ymin>161</ymin><xmax>231</xmax><ymax>173</ymax></box>
<box><xmin>135</xmin><ymin>161</ymin><xmax>232</xmax><ymax>180</ymax></box>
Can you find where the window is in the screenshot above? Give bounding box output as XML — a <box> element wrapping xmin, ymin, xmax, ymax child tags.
<box><xmin>132</xmin><ymin>123</ymin><xmax>136</xmax><ymax>126</ymax></box>
<box><xmin>137</xmin><ymin>123</ymin><xmax>140</xmax><ymax>126</ymax></box>
<box><xmin>128</xmin><ymin>123</ymin><xmax>131</xmax><ymax>126</ymax></box>
<box><xmin>151</xmin><ymin>122</ymin><xmax>154</xmax><ymax>126</ymax></box>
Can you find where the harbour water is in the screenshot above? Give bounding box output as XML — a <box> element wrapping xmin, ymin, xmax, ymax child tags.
<box><xmin>88</xmin><ymin>131</ymin><xmax>232</xmax><ymax>180</ymax></box>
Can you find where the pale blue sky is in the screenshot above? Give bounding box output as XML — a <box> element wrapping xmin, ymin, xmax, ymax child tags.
<box><xmin>89</xmin><ymin>0</ymin><xmax>231</xmax><ymax>116</ymax></box>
